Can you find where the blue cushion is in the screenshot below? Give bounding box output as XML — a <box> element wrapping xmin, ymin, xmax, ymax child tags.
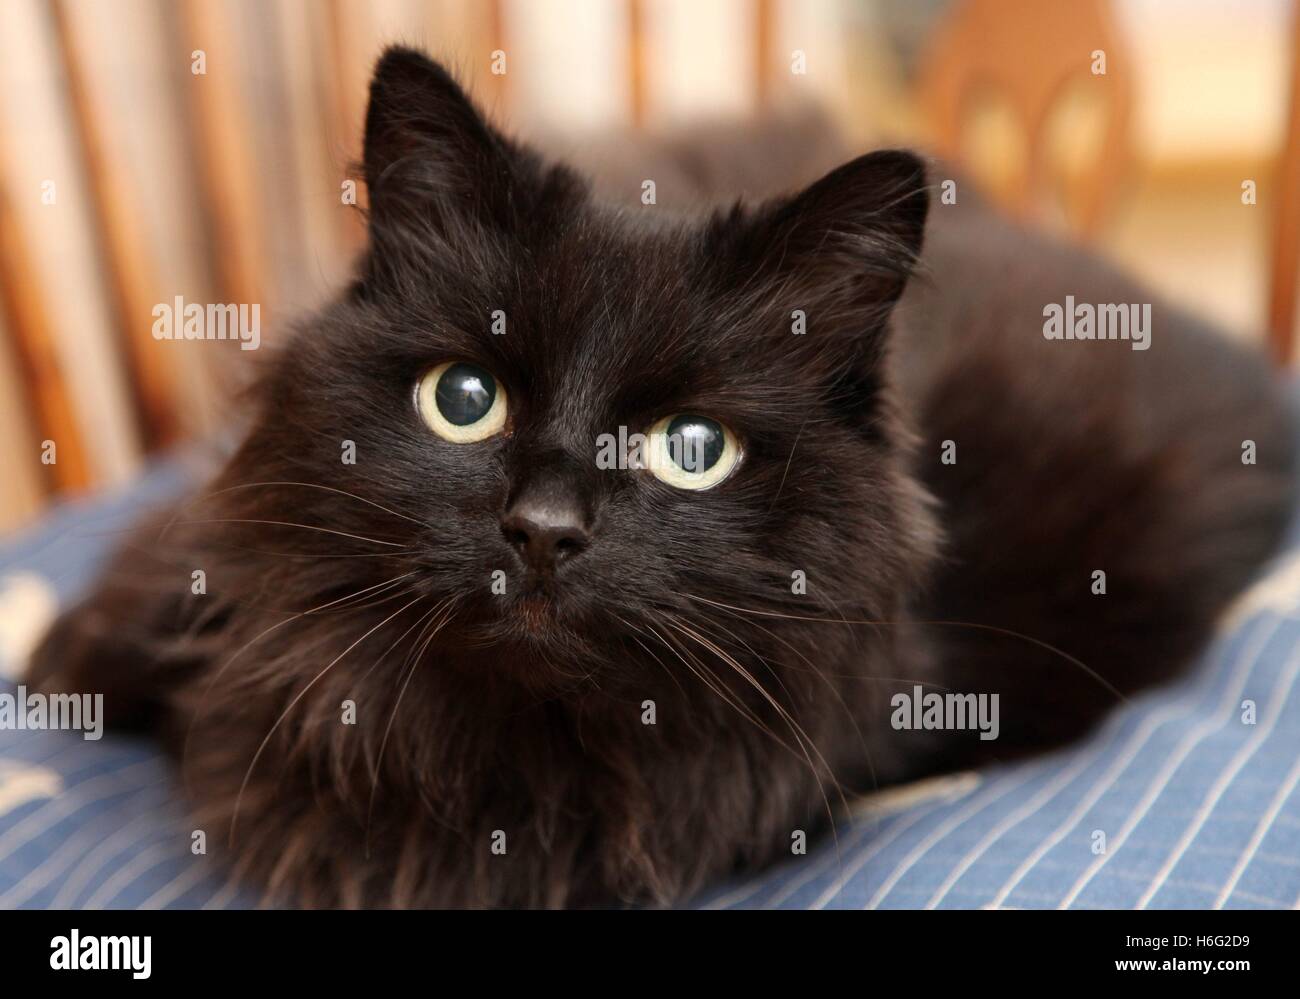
<box><xmin>2</xmin><ymin>461</ymin><xmax>1299</xmax><ymax>909</ymax></box>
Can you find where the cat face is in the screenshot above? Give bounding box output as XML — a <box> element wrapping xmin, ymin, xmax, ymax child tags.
<box><xmin>222</xmin><ymin>48</ymin><xmax>936</xmax><ymax>694</ymax></box>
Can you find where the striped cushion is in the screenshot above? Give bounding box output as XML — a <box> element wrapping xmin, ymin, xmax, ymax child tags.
<box><xmin>1</xmin><ymin>464</ymin><xmax>1298</xmax><ymax>909</ymax></box>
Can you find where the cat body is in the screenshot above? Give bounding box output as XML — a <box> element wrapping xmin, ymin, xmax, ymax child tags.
<box><xmin>27</xmin><ymin>49</ymin><xmax>1295</xmax><ymax>906</ymax></box>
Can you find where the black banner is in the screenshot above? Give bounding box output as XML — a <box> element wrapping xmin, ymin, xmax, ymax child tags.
<box><xmin>0</xmin><ymin>908</ymin><xmax>1284</xmax><ymax>985</ymax></box>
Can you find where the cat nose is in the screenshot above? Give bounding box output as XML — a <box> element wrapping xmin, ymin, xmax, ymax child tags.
<box><xmin>501</xmin><ymin>493</ymin><xmax>591</xmax><ymax>573</ymax></box>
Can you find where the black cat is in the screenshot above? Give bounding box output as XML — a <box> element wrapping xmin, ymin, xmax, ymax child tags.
<box><xmin>27</xmin><ymin>47</ymin><xmax>1295</xmax><ymax>907</ymax></box>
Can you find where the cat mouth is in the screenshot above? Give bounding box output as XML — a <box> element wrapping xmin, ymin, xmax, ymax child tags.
<box><xmin>457</xmin><ymin>581</ymin><xmax>602</xmax><ymax>657</ymax></box>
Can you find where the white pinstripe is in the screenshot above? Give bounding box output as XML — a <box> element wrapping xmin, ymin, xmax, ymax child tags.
<box><xmin>1057</xmin><ymin>620</ymin><xmax>1284</xmax><ymax>909</ymax></box>
<box><xmin>922</xmin><ymin>712</ymin><xmax>1131</xmax><ymax>908</ymax></box>
<box><xmin>0</xmin><ymin>736</ymin><xmax>80</xmax><ymax>804</ymax></box>
<box><xmin>140</xmin><ymin>853</ymin><xmax>222</xmax><ymax>909</ymax></box>
<box><xmin>0</xmin><ymin>737</ymin><xmax>97</xmax><ymax>776</ymax></box>
<box><xmin>700</xmin><ymin>816</ymin><xmax>879</xmax><ymax>910</ymax></box>
<box><xmin>1214</xmin><ymin>752</ymin><xmax>1300</xmax><ymax>908</ymax></box>
<box><xmin>772</xmin><ymin>775</ymin><xmax>982</xmax><ymax>908</ymax></box>
<box><xmin>0</xmin><ymin>787</ymin><xmax>165</xmax><ymax>906</ymax></box>
<box><xmin>786</xmin><ymin>797</ymin><xmax>959</xmax><ymax>910</ymax></box>
<box><xmin>764</xmin><ymin>798</ymin><xmax>943</xmax><ymax>909</ymax></box>
<box><xmin>201</xmin><ymin>869</ymin><xmax>248</xmax><ymax>910</ymax></box>
<box><xmin>51</xmin><ymin>806</ymin><xmax>182</xmax><ymax>908</ymax></box>
<box><xmin>1226</xmin><ymin>890</ymin><xmax>1288</xmax><ymax>908</ymax></box>
<box><xmin>988</xmin><ymin>615</ymin><xmax>1277</xmax><ymax>909</ymax></box>
<box><xmin>83</xmin><ymin>832</ymin><xmax>188</xmax><ymax>909</ymax></box>
<box><xmin>1138</xmin><ymin>643</ymin><xmax>1300</xmax><ymax>907</ymax></box>
<box><xmin>704</xmin><ymin>773</ymin><xmax>981</xmax><ymax>909</ymax></box>
<box><xmin>862</xmin><ymin>766</ymin><xmax>1036</xmax><ymax>909</ymax></box>
<box><xmin>0</xmin><ymin>757</ymin><xmax>164</xmax><ymax>863</ymax></box>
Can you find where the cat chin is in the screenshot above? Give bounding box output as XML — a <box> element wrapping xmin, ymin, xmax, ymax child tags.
<box><xmin>473</xmin><ymin>598</ymin><xmax>567</xmax><ymax>648</ymax></box>
<box><xmin>511</xmin><ymin>592</ymin><xmax>559</xmax><ymax>633</ymax></box>
<box><xmin>435</xmin><ymin>604</ymin><xmax>614</xmax><ymax>688</ymax></box>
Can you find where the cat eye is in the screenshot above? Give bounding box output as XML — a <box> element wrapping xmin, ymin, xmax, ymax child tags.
<box><xmin>645</xmin><ymin>414</ymin><xmax>741</xmax><ymax>490</ymax></box>
<box><xmin>416</xmin><ymin>361</ymin><xmax>508</xmax><ymax>443</ymax></box>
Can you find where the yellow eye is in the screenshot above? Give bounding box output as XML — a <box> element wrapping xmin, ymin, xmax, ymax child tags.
<box><xmin>416</xmin><ymin>362</ymin><xmax>508</xmax><ymax>443</ymax></box>
<box><xmin>645</xmin><ymin>414</ymin><xmax>741</xmax><ymax>490</ymax></box>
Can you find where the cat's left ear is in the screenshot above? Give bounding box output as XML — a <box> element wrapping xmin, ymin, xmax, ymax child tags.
<box><xmin>362</xmin><ymin>46</ymin><xmax>518</xmax><ymax>235</ymax></box>
<box><xmin>712</xmin><ymin>150</ymin><xmax>929</xmax><ymax>355</ymax></box>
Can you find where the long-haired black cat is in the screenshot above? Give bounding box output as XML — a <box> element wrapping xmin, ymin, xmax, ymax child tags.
<box><xmin>27</xmin><ymin>48</ymin><xmax>1295</xmax><ymax>907</ymax></box>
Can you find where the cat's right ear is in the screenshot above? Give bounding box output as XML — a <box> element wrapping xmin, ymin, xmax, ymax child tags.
<box><xmin>362</xmin><ymin>47</ymin><xmax>517</xmax><ymax>236</ymax></box>
<box><xmin>706</xmin><ymin>150</ymin><xmax>930</xmax><ymax>361</ymax></box>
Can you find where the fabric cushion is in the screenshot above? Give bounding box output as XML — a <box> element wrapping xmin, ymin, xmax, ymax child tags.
<box><xmin>1</xmin><ymin>462</ymin><xmax>1298</xmax><ymax>909</ymax></box>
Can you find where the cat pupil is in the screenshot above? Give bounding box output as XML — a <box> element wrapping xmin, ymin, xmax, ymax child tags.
<box><xmin>667</xmin><ymin>415</ymin><xmax>724</xmax><ymax>473</ymax></box>
<box><xmin>436</xmin><ymin>363</ymin><xmax>496</xmax><ymax>426</ymax></box>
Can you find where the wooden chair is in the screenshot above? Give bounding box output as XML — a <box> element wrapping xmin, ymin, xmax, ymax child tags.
<box><xmin>916</xmin><ymin>0</ymin><xmax>1134</xmax><ymax>238</ymax></box>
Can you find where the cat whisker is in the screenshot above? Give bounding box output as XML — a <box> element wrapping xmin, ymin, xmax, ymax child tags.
<box><xmin>680</xmin><ymin>594</ymin><xmax>1126</xmax><ymax>704</ymax></box>
<box><xmin>686</xmin><ymin>606</ymin><xmax>881</xmax><ymax>802</ymax></box>
<box><xmin>657</xmin><ymin>614</ymin><xmax>848</xmax><ymax>864</ymax></box>
<box><xmin>350</xmin><ymin>599</ymin><xmax>443</xmax><ymax>701</ymax></box>
<box><xmin>617</xmin><ymin>618</ymin><xmax>690</xmax><ymax>702</ymax></box>
<box><xmin>644</xmin><ymin>614</ymin><xmax>834</xmax><ymax>835</ymax></box>
<box><xmin>181</xmin><ymin>572</ymin><xmax>419</xmax><ymax>784</ymax></box>
<box><xmin>636</xmin><ymin>621</ymin><xmax>777</xmax><ymax>741</ymax></box>
<box><xmin>230</xmin><ymin>593</ymin><xmax>427</xmax><ymax>845</ymax></box>
<box><xmin>201</xmin><ymin>545</ymin><xmax>419</xmax><ymax>560</ymax></box>
<box><xmin>365</xmin><ymin>596</ymin><xmax>458</xmax><ymax>856</ymax></box>
<box><xmin>684</xmin><ymin>594</ymin><xmax>954</xmax><ymax>688</ymax></box>
<box><xmin>682</xmin><ymin>612</ymin><xmax>817</xmax><ymax>763</ymax></box>
<box><xmin>662</xmin><ymin>616</ymin><xmax>849</xmax><ymax>834</ymax></box>
<box><xmin>767</xmin><ymin>419</ymin><xmax>808</xmax><ymax>513</ymax></box>
<box><xmin>189</xmin><ymin>480</ymin><xmax>430</xmax><ymax>528</ymax></box>
<box><xmin>681</xmin><ymin>607</ymin><xmax>893</xmax><ymax>874</ymax></box>
<box><xmin>93</xmin><ymin>539</ymin><xmax>417</xmax><ymax>627</ymax></box>
<box><xmin>169</xmin><ymin>518</ymin><xmax>407</xmax><ymax>548</ymax></box>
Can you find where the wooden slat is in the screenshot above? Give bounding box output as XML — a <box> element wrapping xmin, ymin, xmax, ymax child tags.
<box><xmin>0</xmin><ymin>311</ymin><xmax>46</xmax><ymax>526</ymax></box>
<box><xmin>172</xmin><ymin>0</ymin><xmax>266</xmax><ymax>318</ymax></box>
<box><xmin>754</xmin><ymin>0</ymin><xmax>774</xmax><ymax>112</ymax></box>
<box><xmin>324</xmin><ymin>0</ymin><xmax>370</xmax><ymax>252</ymax></box>
<box><xmin>0</xmin><ymin>184</ymin><xmax>91</xmax><ymax>492</ymax></box>
<box><xmin>627</xmin><ymin>0</ymin><xmax>647</xmax><ymax>127</ymax></box>
<box><xmin>483</xmin><ymin>0</ymin><xmax>509</xmax><ymax>113</ymax></box>
<box><xmin>269</xmin><ymin>0</ymin><xmax>351</xmax><ymax>304</ymax></box>
<box><xmin>50</xmin><ymin>0</ymin><xmax>179</xmax><ymax>449</ymax></box>
<box><xmin>1269</xmin><ymin>1</ymin><xmax>1300</xmax><ymax>364</ymax></box>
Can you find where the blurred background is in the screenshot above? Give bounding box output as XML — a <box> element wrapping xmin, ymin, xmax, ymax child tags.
<box><xmin>1</xmin><ymin>0</ymin><xmax>1298</xmax><ymax>531</ymax></box>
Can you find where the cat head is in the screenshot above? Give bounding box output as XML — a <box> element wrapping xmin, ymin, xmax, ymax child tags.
<box><xmin>217</xmin><ymin>47</ymin><xmax>937</xmax><ymax>696</ymax></box>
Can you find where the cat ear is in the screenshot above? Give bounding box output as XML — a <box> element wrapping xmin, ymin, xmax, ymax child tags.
<box><xmin>713</xmin><ymin>150</ymin><xmax>930</xmax><ymax>348</ymax></box>
<box><xmin>362</xmin><ymin>46</ymin><xmax>516</xmax><ymax>234</ymax></box>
